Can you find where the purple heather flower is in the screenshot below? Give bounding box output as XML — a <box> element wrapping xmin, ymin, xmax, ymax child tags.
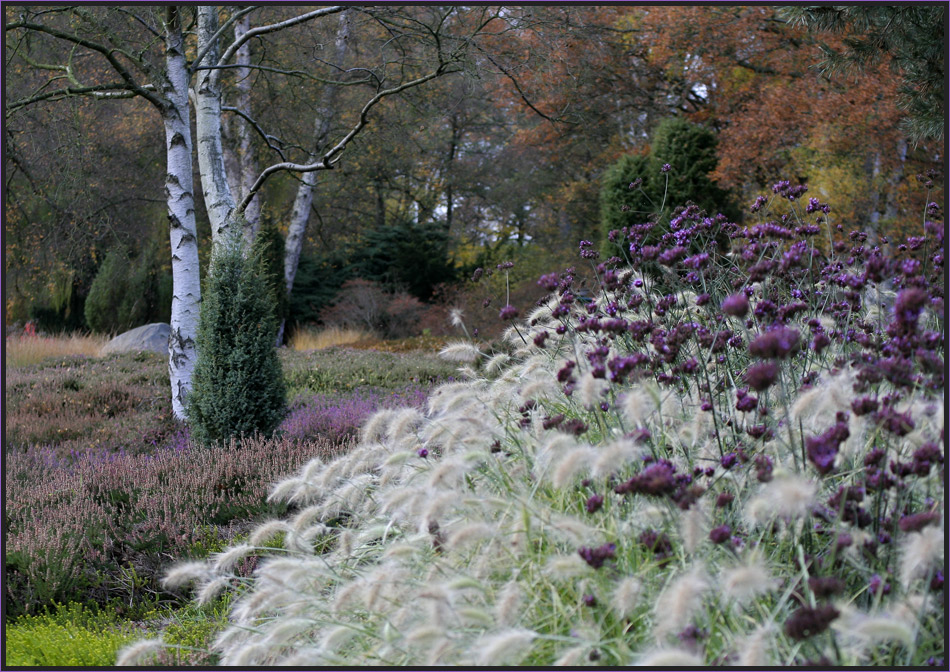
<box><xmin>720</xmin><ymin>452</ymin><xmax>738</xmax><ymax>469</ymax></box>
<box><xmin>660</xmin><ymin>163</ymin><xmax>671</xmax><ymax>173</ymax></box>
<box><xmin>498</xmin><ymin>305</ymin><xmax>519</xmax><ymax>321</ymax></box>
<box><xmin>541</xmin><ymin>413</ymin><xmax>564</xmax><ymax>429</ymax></box>
<box><xmin>629</xmin><ymin>177</ymin><xmax>643</xmax><ymax>189</ymax></box>
<box><xmin>805</xmin><ymin>414</ymin><xmax>850</xmax><ymax>475</ymax></box>
<box><xmin>582</xmin><ymin>594</ymin><xmax>597</xmax><ymax>607</ymax></box>
<box><xmin>709</xmin><ymin>524</ymin><xmax>731</xmax><ymax>544</ymax></box>
<box><xmin>417</xmin><ymin>448</ymin><xmax>429</xmax><ymax>458</ymax></box>
<box><xmin>639</xmin><ymin>529</ymin><xmax>673</xmax><ymax>558</ymax></box>
<box><xmin>851</xmin><ymin>396</ymin><xmax>879</xmax><ymax>416</ymax></box>
<box><xmin>538</xmin><ymin>273</ymin><xmax>559</xmax><ymax>291</ymax></box>
<box><xmin>715</xmin><ymin>492</ymin><xmax>734</xmax><ymax>508</ymax></box>
<box><xmin>894</xmin><ymin>288</ymin><xmax>928</xmax><ymax>328</ymax></box>
<box><xmin>721</xmin><ymin>293</ymin><xmax>749</xmax><ymax>318</ymax></box>
<box><xmin>874</xmin><ymin>406</ymin><xmax>915</xmax><ymax>436</ymax></box>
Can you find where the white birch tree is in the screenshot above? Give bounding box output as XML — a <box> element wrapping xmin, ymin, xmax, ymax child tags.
<box><xmin>7</xmin><ymin>4</ymin><xmax>515</xmax><ymax>415</ymax></box>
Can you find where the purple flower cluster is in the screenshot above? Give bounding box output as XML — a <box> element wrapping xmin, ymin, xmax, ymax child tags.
<box><xmin>578</xmin><ymin>542</ymin><xmax>616</xmax><ymax>569</ymax></box>
<box><xmin>280</xmin><ymin>386</ymin><xmax>428</xmax><ymax>443</ymax></box>
<box><xmin>805</xmin><ymin>412</ymin><xmax>850</xmax><ymax>475</ymax></box>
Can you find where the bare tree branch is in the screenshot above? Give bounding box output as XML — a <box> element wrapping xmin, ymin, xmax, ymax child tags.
<box><xmin>238</xmin><ymin>66</ymin><xmax>455</xmax><ymax>212</ymax></box>
<box><xmin>217</xmin><ymin>6</ymin><xmax>345</xmax><ymax>68</ymax></box>
<box><xmin>188</xmin><ymin>5</ymin><xmax>258</xmax><ymax>73</ymax></box>
<box><xmin>7</xmin><ymin>82</ymin><xmax>143</xmax><ymax>111</ymax></box>
<box><xmin>6</xmin><ymin>18</ymin><xmax>166</xmax><ymax>109</ymax></box>
<box><xmin>221</xmin><ymin>105</ymin><xmax>289</xmax><ymax>161</ymax></box>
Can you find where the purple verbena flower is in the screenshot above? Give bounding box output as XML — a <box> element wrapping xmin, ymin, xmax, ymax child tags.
<box><xmin>721</xmin><ymin>293</ymin><xmax>749</xmax><ymax>318</ymax></box>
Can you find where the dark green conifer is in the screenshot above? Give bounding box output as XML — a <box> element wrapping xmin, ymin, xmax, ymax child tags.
<box><xmin>187</xmin><ymin>229</ymin><xmax>286</xmax><ymax>446</ymax></box>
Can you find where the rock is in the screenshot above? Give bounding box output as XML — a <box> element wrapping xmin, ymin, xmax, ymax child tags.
<box><xmin>101</xmin><ymin>323</ymin><xmax>171</xmax><ymax>356</ymax></box>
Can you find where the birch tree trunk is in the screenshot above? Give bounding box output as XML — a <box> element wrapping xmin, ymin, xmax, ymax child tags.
<box><xmin>276</xmin><ymin>9</ymin><xmax>350</xmax><ymax>344</ymax></box>
<box><xmin>163</xmin><ymin>8</ymin><xmax>202</xmax><ymax>420</ymax></box>
<box><xmin>234</xmin><ymin>11</ymin><xmax>262</xmax><ymax>243</ymax></box>
<box><xmin>195</xmin><ymin>6</ymin><xmax>237</xmax><ymax>246</ymax></box>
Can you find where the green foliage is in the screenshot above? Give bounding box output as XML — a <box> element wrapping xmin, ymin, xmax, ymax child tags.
<box><xmin>287</xmin><ymin>250</ymin><xmax>350</xmax><ymax>326</ymax></box>
<box><xmin>5</xmin><ymin>602</ymin><xmax>137</xmax><ymax>666</ymax></box>
<box><xmin>84</xmin><ymin>245</ymin><xmax>132</xmax><ymax>333</ymax></box>
<box><xmin>348</xmin><ymin>219</ymin><xmax>456</xmax><ymax>301</ymax></box>
<box><xmin>281</xmin><ymin>346</ymin><xmax>457</xmax><ymax>398</ymax></box>
<box><xmin>83</xmin><ymin>239</ymin><xmax>172</xmax><ymax>334</ymax></box>
<box><xmin>187</xmin><ymin>234</ymin><xmax>286</xmax><ymax>446</ymax></box>
<box><xmin>252</xmin><ymin>214</ymin><xmax>289</xmax><ymax>331</ymax></box>
<box><xmin>599</xmin><ymin>117</ymin><xmax>738</xmax><ymax>254</ymax></box>
<box><xmin>288</xmin><ymin>220</ymin><xmax>456</xmax><ymax>329</ymax></box>
<box><xmin>783</xmin><ymin>5</ymin><xmax>946</xmax><ymax>142</ymax></box>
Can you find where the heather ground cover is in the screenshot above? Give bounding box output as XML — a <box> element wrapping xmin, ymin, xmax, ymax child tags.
<box><xmin>131</xmin><ymin>182</ymin><xmax>945</xmax><ymax>666</ymax></box>
<box><xmin>4</xmin><ymin>339</ymin><xmax>454</xmax><ymax>664</ymax></box>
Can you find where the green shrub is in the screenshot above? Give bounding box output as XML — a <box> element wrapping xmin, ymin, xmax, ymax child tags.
<box><xmin>84</xmin><ymin>245</ymin><xmax>135</xmax><ymax>333</ymax></box>
<box><xmin>349</xmin><ymin>219</ymin><xmax>456</xmax><ymax>301</ymax></box>
<box><xmin>253</xmin><ymin>213</ymin><xmax>289</xmax><ymax>334</ymax></box>
<box><xmin>599</xmin><ymin>117</ymin><xmax>738</xmax><ymax>254</ymax></box>
<box><xmin>5</xmin><ymin>602</ymin><xmax>137</xmax><ymax>667</ymax></box>
<box><xmin>186</xmin><ymin>233</ymin><xmax>286</xmax><ymax>445</ymax></box>
<box><xmin>84</xmin><ymin>239</ymin><xmax>172</xmax><ymax>334</ymax></box>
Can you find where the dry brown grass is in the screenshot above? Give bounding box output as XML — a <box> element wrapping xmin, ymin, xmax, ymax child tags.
<box><xmin>288</xmin><ymin>325</ymin><xmax>371</xmax><ymax>351</ymax></box>
<box><xmin>5</xmin><ymin>333</ymin><xmax>111</xmax><ymax>368</ymax></box>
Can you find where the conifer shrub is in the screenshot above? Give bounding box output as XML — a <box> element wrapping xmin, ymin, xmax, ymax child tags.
<box><xmin>83</xmin><ymin>239</ymin><xmax>172</xmax><ymax>334</ymax></box>
<box><xmin>599</xmin><ymin>117</ymin><xmax>738</xmax><ymax>255</ymax></box>
<box><xmin>252</xmin><ymin>214</ymin><xmax>289</xmax><ymax>336</ymax></box>
<box><xmin>186</xmin><ymin>233</ymin><xmax>286</xmax><ymax>446</ymax></box>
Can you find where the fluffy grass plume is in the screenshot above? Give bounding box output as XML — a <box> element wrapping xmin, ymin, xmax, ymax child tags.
<box><xmin>145</xmin><ymin>186</ymin><xmax>945</xmax><ymax>666</ymax></box>
<box><xmin>289</xmin><ymin>325</ymin><xmax>370</xmax><ymax>351</ymax></box>
<box><xmin>5</xmin><ymin>331</ymin><xmax>109</xmax><ymax>368</ymax></box>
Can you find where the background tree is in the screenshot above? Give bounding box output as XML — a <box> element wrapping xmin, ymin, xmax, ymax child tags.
<box><xmin>783</xmin><ymin>5</ymin><xmax>945</xmax><ymax>143</ymax></box>
<box><xmin>600</xmin><ymin>117</ymin><xmax>738</xmax><ymax>253</ymax></box>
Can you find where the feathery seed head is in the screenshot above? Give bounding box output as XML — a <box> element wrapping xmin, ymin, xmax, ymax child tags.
<box><xmin>439</xmin><ymin>341</ymin><xmax>482</xmax><ymax>363</ymax></box>
<box><xmin>635</xmin><ymin>648</ymin><xmax>704</xmax><ymax>666</ymax></box>
<box><xmin>494</xmin><ymin>579</ymin><xmax>524</xmax><ymax>626</ymax></box>
<box><xmin>720</xmin><ymin>555</ymin><xmax>776</xmax><ymax>604</ymax></box>
<box><xmin>115</xmin><ymin>638</ymin><xmax>166</xmax><ymax>666</ymax></box>
<box><xmin>736</xmin><ymin>623</ymin><xmax>775</xmax><ymax>666</ymax></box>
<box><xmin>899</xmin><ymin>524</ymin><xmax>944</xmax><ymax>587</ymax></box>
<box><xmin>654</xmin><ymin>566</ymin><xmax>709</xmax><ymax>637</ymax></box>
<box><xmin>745</xmin><ymin>474</ymin><xmax>816</xmax><ymax>525</ymax></box>
<box><xmin>162</xmin><ymin>561</ymin><xmax>211</xmax><ymax>589</ymax></box>
<box><xmin>474</xmin><ymin>628</ymin><xmax>537</xmax><ymax>666</ymax></box>
<box><xmin>249</xmin><ymin>519</ymin><xmax>292</xmax><ymax>546</ymax></box>
<box><xmin>213</xmin><ymin>543</ymin><xmax>255</xmax><ymax>573</ymax></box>
<box><xmin>611</xmin><ymin>575</ymin><xmax>642</xmax><ymax>619</ymax></box>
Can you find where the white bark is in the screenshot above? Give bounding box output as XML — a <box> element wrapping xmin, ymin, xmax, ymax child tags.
<box><xmin>277</xmin><ymin>10</ymin><xmax>350</xmax><ymax>344</ymax></box>
<box><xmin>234</xmin><ymin>11</ymin><xmax>262</xmax><ymax>244</ymax></box>
<box><xmin>163</xmin><ymin>10</ymin><xmax>201</xmax><ymax>420</ymax></box>
<box><xmin>195</xmin><ymin>6</ymin><xmax>237</xmax><ymax>246</ymax></box>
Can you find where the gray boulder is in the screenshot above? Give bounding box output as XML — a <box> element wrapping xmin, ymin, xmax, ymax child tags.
<box><xmin>101</xmin><ymin>323</ymin><xmax>171</xmax><ymax>356</ymax></box>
